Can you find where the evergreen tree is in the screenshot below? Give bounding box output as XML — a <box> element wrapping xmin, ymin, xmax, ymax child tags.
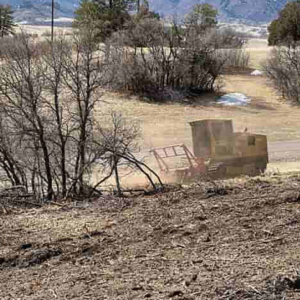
<box><xmin>185</xmin><ymin>3</ymin><xmax>218</xmax><ymax>32</ymax></box>
<box><xmin>268</xmin><ymin>0</ymin><xmax>300</xmax><ymax>46</ymax></box>
<box><xmin>74</xmin><ymin>0</ymin><xmax>135</xmax><ymax>41</ymax></box>
<box><xmin>0</xmin><ymin>5</ymin><xmax>16</xmax><ymax>38</ymax></box>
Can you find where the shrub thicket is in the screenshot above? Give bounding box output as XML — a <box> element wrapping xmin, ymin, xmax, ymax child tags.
<box><xmin>109</xmin><ymin>18</ymin><xmax>247</xmax><ymax>100</ymax></box>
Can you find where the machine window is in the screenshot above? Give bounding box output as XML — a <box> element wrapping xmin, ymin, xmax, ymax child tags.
<box><xmin>248</xmin><ymin>136</ymin><xmax>256</xmax><ymax>146</ymax></box>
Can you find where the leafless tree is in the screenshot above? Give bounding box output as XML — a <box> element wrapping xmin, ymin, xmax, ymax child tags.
<box><xmin>61</xmin><ymin>26</ymin><xmax>114</xmax><ymax>194</ymax></box>
<box><xmin>0</xmin><ymin>29</ymin><xmax>162</xmax><ymax>199</ymax></box>
<box><xmin>262</xmin><ymin>46</ymin><xmax>300</xmax><ymax>103</ymax></box>
<box><xmin>0</xmin><ymin>30</ymin><xmax>108</xmax><ymax>199</ymax></box>
<box><xmin>41</xmin><ymin>36</ymin><xmax>73</xmax><ymax>197</ymax></box>
<box><xmin>0</xmin><ymin>33</ymin><xmax>54</xmax><ymax>199</ymax></box>
<box><xmin>0</xmin><ymin>109</ymin><xmax>26</xmax><ymax>188</ymax></box>
<box><xmin>92</xmin><ymin>111</ymin><xmax>163</xmax><ymax>196</ymax></box>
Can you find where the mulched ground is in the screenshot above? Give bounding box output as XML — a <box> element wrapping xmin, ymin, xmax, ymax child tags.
<box><xmin>2</xmin><ymin>175</ymin><xmax>300</xmax><ymax>299</ymax></box>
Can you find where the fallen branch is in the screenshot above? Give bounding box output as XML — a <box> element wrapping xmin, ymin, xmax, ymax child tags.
<box><xmin>10</xmin><ymin>199</ymin><xmax>42</xmax><ymax>208</ymax></box>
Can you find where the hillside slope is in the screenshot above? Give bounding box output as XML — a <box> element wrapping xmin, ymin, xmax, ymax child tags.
<box><xmin>149</xmin><ymin>0</ymin><xmax>289</xmax><ymax>23</ymax></box>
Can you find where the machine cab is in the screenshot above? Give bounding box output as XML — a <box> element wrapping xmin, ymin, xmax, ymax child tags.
<box><xmin>189</xmin><ymin>119</ymin><xmax>234</xmax><ymax>158</ymax></box>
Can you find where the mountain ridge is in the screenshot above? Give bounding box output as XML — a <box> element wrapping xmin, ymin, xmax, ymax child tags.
<box><xmin>0</xmin><ymin>0</ymin><xmax>79</xmax><ymax>24</ymax></box>
<box><xmin>148</xmin><ymin>0</ymin><xmax>291</xmax><ymax>23</ymax></box>
<box><xmin>0</xmin><ymin>0</ymin><xmax>294</xmax><ymax>24</ymax></box>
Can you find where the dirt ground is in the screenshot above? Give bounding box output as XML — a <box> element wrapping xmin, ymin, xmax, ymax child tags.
<box><xmin>2</xmin><ymin>175</ymin><xmax>300</xmax><ymax>299</ymax></box>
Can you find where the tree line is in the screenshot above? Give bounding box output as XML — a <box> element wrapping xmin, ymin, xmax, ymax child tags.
<box><xmin>0</xmin><ymin>30</ymin><xmax>164</xmax><ymax>200</ymax></box>
<box><xmin>73</xmin><ymin>1</ymin><xmax>248</xmax><ymax>101</ymax></box>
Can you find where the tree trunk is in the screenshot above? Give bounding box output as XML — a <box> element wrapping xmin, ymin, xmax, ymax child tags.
<box><xmin>54</xmin><ymin>95</ymin><xmax>67</xmax><ymax>197</ymax></box>
<box><xmin>39</xmin><ymin>136</ymin><xmax>53</xmax><ymax>200</ymax></box>
<box><xmin>78</xmin><ymin>126</ymin><xmax>86</xmax><ymax>194</ymax></box>
<box><xmin>114</xmin><ymin>156</ymin><xmax>122</xmax><ymax>196</ymax></box>
<box><xmin>36</xmin><ymin>116</ymin><xmax>53</xmax><ymax>200</ymax></box>
<box><xmin>105</xmin><ymin>42</ymin><xmax>111</xmax><ymax>62</ymax></box>
<box><xmin>61</xmin><ymin>144</ymin><xmax>67</xmax><ymax>196</ymax></box>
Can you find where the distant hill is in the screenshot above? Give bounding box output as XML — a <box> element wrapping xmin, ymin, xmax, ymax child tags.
<box><xmin>0</xmin><ymin>0</ymin><xmax>80</xmax><ymax>24</ymax></box>
<box><xmin>0</xmin><ymin>0</ymin><xmax>295</xmax><ymax>24</ymax></box>
<box><xmin>148</xmin><ymin>0</ymin><xmax>292</xmax><ymax>23</ymax></box>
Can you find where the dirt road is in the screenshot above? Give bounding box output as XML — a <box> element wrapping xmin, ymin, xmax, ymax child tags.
<box><xmin>269</xmin><ymin>140</ymin><xmax>300</xmax><ymax>162</ymax></box>
<box><xmin>268</xmin><ymin>140</ymin><xmax>300</xmax><ymax>173</ymax></box>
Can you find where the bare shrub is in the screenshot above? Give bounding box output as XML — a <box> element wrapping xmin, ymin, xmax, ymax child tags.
<box><xmin>92</xmin><ymin>111</ymin><xmax>162</xmax><ymax>195</ymax></box>
<box><xmin>108</xmin><ymin>18</ymin><xmax>247</xmax><ymax>101</ymax></box>
<box><xmin>221</xmin><ymin>49</ymin><xmax>250</xmax><ymax>70</ymax></box>
<box><xmin>0</xmin><ymin>33</ymin><xmax>56</xmax><ymax>59</ymax></box>
<box><xmin>0</xmin><ymin>32</ymin><xmax>100</xmax><ymax>198</ymax></box>
<box><xmin>0</xmin><ymin>110</ymin><xmax>27</xmax><ymax>188</ymax></box>
<box><xmin>41</xmin><ymin>30</ymin><xmax>52</xmax><ymax>37</ymax></box>
<box><xmin>0</xmin><ymin>33</ymin><xmax>55</xmax><ymax>199</ymax></box>
<box><xmin>262</xmin><ymin>47</ymin><xmax>300</xmax><ymax>102</ymax></box>
<box><xmin>213</xmin><ymin>27</ymin><xmax>248</xmax><ymax>49</ymax></box>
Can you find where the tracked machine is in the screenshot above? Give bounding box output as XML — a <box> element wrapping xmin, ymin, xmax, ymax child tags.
<box><xmin>151</xmin><ymin>119</ymin><xmax>268</xmax><ymax>181</ymax></box>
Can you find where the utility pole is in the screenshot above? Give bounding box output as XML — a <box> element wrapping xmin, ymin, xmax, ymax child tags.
<box><xmin>0</xmin><ymin>9</ymin><xmax>3</xmax><ymax>38</ymax></box>
<box><xmin>51</xmin><ymin>0</ymin><xmax>54</xmax><ymax>42</ymax></box>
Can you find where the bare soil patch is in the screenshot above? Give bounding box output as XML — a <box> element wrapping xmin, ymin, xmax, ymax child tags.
<box><xmin>2</xmin><ymin>175</ymin><xmax>300</xmax><ymax>299</ymax></box>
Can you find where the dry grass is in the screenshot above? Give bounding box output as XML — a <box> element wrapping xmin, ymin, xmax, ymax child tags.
<box><xmin>16</xmin><ymin>24</ymin><xmax>73</xmax><ymax>36</ymax></box>
<box><xmin>93</xmin><ymin>39</ymin><xmax>300</xmax><ymax>151</ymax></box>
<box><xmin>244</xmin><ymin>38</ymin><xmax>273</xmax><ymax>69</ymax></box>
<box><xmin>93</xmin><ymin>38</ymin><xmax>300</xmax><ymax>181</ymax></box>
<box><xmin>97</xmin><ymin>73</ymin><xmax>300</xmax><ymax>151</ymax></box>
<box><xmin>11</xmin><ymin>30</ymin><xmax>292</xmax><ymax>147</ymax></box>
